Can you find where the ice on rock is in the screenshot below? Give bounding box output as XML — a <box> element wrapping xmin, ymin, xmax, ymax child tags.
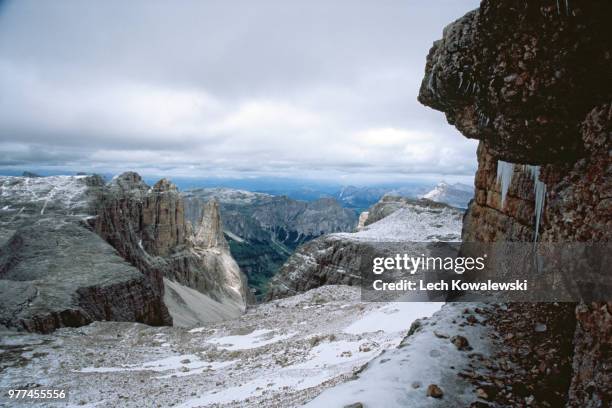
<box><xmin>526</xmin><ymin>165</ymin><xmax>546</xmax><ymax>243</ymax></box>
<box><xmin>496</xmin><ymin>160</ymin><xmax>515</xmax><ymax>208</ymax></box>
<box><xmin>496</xmin><ymin>161</ymin><xmax>546</xmax><ymax>242</ymax></box>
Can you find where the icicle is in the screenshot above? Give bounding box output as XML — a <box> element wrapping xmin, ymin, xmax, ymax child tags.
<box><xmin>458</xmin><ymin>72</ymin><xmax>464</xmax><ymax>90</ymax></box>
<box><xmin>497</xmin><ymin>162</ymin><xmax>547</xmax><ymax>243</ymax></box>
<box><xmin>496</xmin><ymin>160</ymin><xmax>515</xmax><ymax>208</ymax></box>
<box><xmin>556</xmin><ymin>0</ymin><xmax>561</xmax><ymax>15</ymax></box>
<box><xmin>525</xmin><ymin>165</ymin><xmax>546</xmax><ymax>244</ymax></box>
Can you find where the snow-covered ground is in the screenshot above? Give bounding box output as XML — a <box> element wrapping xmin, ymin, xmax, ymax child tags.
<box><xmin>335</xmin><ymin>204</ymin><xmax>463</xmax><ymax>242</ymax></box>
<box><xmin>182</xmin><ymin>187</ymin><xmax>272</xmax><ymax>204</ymax></box>
<box><xmin>0</xmin><ymin>175</ymin><xmax>93</xmax><ymax>216</ymax></box>
<box><xmin>0</xmin><ymin>286</ymin><xmax>473</xmax><ymax>408</ymax></box>
<box><xmin>305</xmin><ymin>303</ymin><xmax>492</xmax><ymax>407</ymax></box>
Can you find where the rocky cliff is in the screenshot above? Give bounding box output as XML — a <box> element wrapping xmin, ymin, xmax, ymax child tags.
<box><xmin>267</xmin><ymin>197</ymin><xmax>462</xmax><ymax>300</ymax></box>
<box><xmin>0</xmin><ymin>175</ymin><xmax>170</xmax><ymax>333</ymax></box>
<box><xmin>95</xmin><ymin>173</ymin><xmax>249</xmax><ymax>326</ymax></box>
<box><xmin>0</xmin><ymin>172</ymin><xmax>250</xmax><ymax>332</ymax></box>
<box><xmin>418</xmin><ymin>1</ymin><xmax>611</xmax><ymax>406</ymax></box>
<box><xmin>183</xmin><ymin>188</ymin><xmax>358</xmax><ymax>296</ymax></box>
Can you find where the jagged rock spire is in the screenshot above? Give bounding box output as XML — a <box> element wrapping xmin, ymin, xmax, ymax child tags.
<box><xmin>193</xmin><ymin>199</ymin><xmax>228</xmax><ymax>249</ymax></box>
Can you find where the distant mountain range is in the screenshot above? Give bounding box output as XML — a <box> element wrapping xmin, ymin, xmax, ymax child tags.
<box><xmin>257</xmin><ymin>182</ymin><xmax>472</xmax><ymax>211</ymax></box>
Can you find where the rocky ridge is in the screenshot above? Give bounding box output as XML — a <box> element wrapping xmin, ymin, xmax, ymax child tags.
<box><xmin>266</xmin><ymin>196</ymin><xmax>463</xmax><ymax>300</ymax></box>
<box><xmin>421</xmin><ymin>181</ymin><xmax>474</xmax><ymax>209</ymax></box>
<box><xmin>0</xmin><ymin>175</ymin><xmax>170</xmax><ymax>333</ymax></box>
<box><xmin>95</xmin><ymin>173</ymin><xmax>250</xmax><ymax>327</ymax></box>
<box><xmin>0</xmin><ymin>172</ymin><xmax>250</xmax><ymax>333</ymax></box>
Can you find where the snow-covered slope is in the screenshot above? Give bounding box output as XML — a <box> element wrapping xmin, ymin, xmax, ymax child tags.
<box><xmin>0</xmin><ymin>286</ymin><xmax>447</xmax><ymax>407</ymax></box>
<box><xmin>0</xmin><ymin>175</ymin><xmax>97</xmax><ymax>218</ymax></box>
<box><xmin>337</xmin><ymin>202</ymin><xmax>463</xmax><ymax>243</ymax></box>
<box><xmin>267</xmin><ymin>198</ymin><xmax>463</xmax><ymax>299</ymax></box>
<box><xmin>421</xmin><ymin>181</ymin><xmax>473</xmax><ymax>209</ymax></box>
<box><xmin>305</xmin><ymin>302</ymin><xmax>494</xmax><ymax>408</ymax></box>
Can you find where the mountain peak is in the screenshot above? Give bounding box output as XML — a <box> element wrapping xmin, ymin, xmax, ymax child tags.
<box><xmin>422</xmin><ymin>181</ymin><xmax>473</xmax><ymax>209</ymax></box>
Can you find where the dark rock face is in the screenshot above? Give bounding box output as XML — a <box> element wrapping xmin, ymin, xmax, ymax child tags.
<box><xmin>570</xmin><ymin>301</ymin><xmax>612</xmax><ymax>407</ymax></box>
<box><xmin>419</xmin><ymin>2</ymin><xmax>611</xmax><ymax>406</ymax></box>
<box><xmin>419</xmin><ymin>1</ymin><xmax>612</xmax><ymax>164</ymax></box>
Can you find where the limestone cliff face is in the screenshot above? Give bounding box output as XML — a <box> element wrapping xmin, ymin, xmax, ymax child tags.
<box><xmin>419</xmin><ymin>1</ymin><xmax>611</xmax><ymax>406</ymax></box>
<box><xmin>95</xmin><ymin>174</ymin><xmax>249</xmax><ymax>325</ymax></box>
<box><xmin>184</xmin><ymin>198</ymin><xmax>250</xmax><ymax>308</ymax></box>
<box><xmin>143</xmin><ymin>179</ymin><xmax>186</xmax><ymax>256</ymax></box>
<box><xmin>192</xmin><ymin>199</ymin><xmax>228</xmax><ymax>250</ymax></box>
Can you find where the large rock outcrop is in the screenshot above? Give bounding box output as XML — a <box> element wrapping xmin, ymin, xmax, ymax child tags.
<box><xmin>0</xmin><ymin>220</ymin><xmax>168</xmax><ymax>333</ymax></box>
<box><xmin>267</xmin><ymin>197</ymin><xmax>462</xmax><ymax>300</ymax></box>
<box><xmin>419</xmin><ymin>1</ymin><xmax>611</xmax><ymax>406</ymax></box>
<box><xmin>0</xmin><ymin>175</ymin><xmax>171</xmax><ymax>332</ymax></box>
<box><xmin>0</xmin><ymin>172</ymin><xmax>251</xmax><ymax>332</ymax></box>
<box><xmin>419</xmin><ymin>0</ymin><xmax>611</xmax><ymax>164</ymax></box>
<box><xmin>94</xmin><ymin>173</ymin><xmax>250</xmax><ymax>327</ymax></box>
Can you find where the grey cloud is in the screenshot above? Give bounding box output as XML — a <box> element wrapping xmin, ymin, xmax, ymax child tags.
<box><xmin>0</xmin><ymin>0</ymin><xmax>480</xmax><ymax>183</ymax></box>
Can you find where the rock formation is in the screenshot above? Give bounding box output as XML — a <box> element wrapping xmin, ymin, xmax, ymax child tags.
<box><xmin>0</xmin><ymin>175</ymin><xmax>171</xmax><ymax>333</ymax></box>
<box><xmin>94</xmin><ymin>173</ymin><xmax>250</xmax><ymax>327</ymax></box>
<box><xmin>267</xmin><ymin>197</ymin><xmax>463</xmax><ymax>300</ymax></box>
<box><xmin>177</xmin><ymin>197</ymin><xmax>250</xmax><ymax>314</ymax></box>
<box><xmin>183</xmin><ymin>188</ymin><xmax>358</xmax><ymax>296</ymax></box>
<box><xmin>418</xmin><ymin>1</ymin><xmax>611</xmax><ymax>405</ymax></box>
<box><xmin>192</xmin><ymin>199</ymin><xmax>228</xmax><ymax>249</ymax></box>
<box><xmin>0</xmin><ymin>172</ymin><xmax>251</xmax><ymax>332</ymax></box>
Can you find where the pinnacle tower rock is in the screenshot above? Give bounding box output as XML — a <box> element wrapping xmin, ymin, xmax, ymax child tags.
<box><xmin>143</xmin><ymin>178</ymin><xmax>186</xmax><ymax>257</ymax></box>
<box><xmin>192</xmin><ymin>199</ymin><xmax>228</xmax><ymax>250</ymax></box>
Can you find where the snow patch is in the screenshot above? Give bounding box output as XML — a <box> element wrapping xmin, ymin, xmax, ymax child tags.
<box><xmin>77</xmin><ymin>354</ymin><xmax>234</xmax><ymax>376</ymax></box>
<box><xmin>344</xmin><ymin>302</ymin><xmax>443</xmax><ymax>335</ymax></box>
<box><xmin>335</xmin><ymin>204</ymin><xmax>462</xmax><ymax>242</ymax></box>
<box><xmin>206</xmin><ymin>329</ymin><xmax>297</xmax><ymax>351</ymax></box>
<box><xmin>304</xmin><ymin>303</ymin><xmax>493</xmax><ymax>408</ymax></box>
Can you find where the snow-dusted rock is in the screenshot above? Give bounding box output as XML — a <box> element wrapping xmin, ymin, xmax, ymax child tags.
<box><xmin>267</xmin><ymin>198</ymin><xmax>463</xmax><ymax>300</ymax></box>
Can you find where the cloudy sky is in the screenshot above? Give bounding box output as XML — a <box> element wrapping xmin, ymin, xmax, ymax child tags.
<box><xmin>0</xmin><ymin>0</ymin><xmax>479</xmax><ymax>185</ymax></box>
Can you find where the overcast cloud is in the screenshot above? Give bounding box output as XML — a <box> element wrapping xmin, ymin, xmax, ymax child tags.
<box><xmin>0</xmin><ymin>0</ymin><xmax>480</xmax><ymax>184</ymax></box>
